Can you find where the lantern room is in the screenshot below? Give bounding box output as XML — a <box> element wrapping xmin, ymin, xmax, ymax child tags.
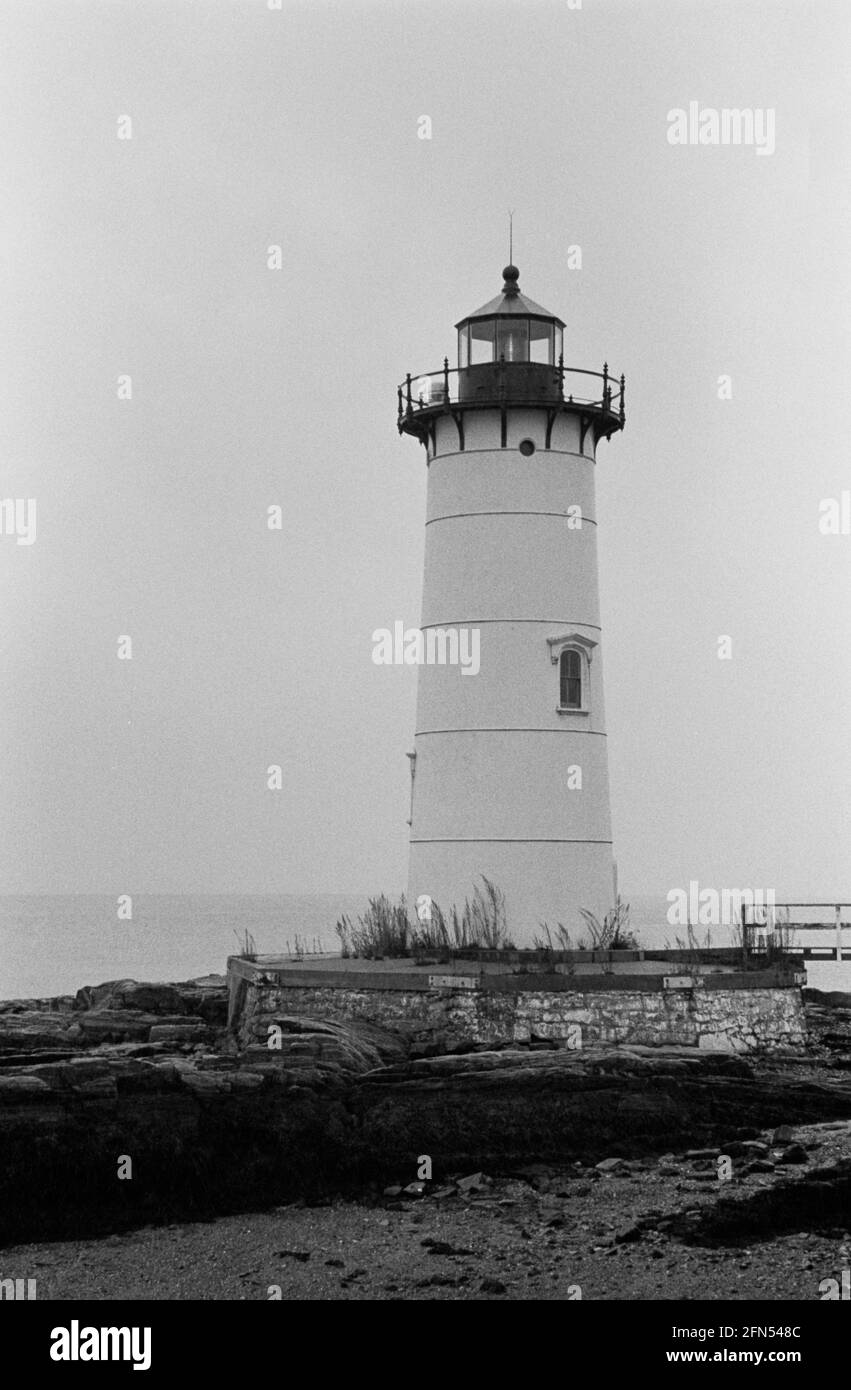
<box><xmin>397</xmin><ymin>263</ymin><xmax>624</xmax><ymax>449</ymax></box>
<box><xmin>456</xmin><ymin>264</ymin><xmax>564</xmax><ymax>367</ymax></box>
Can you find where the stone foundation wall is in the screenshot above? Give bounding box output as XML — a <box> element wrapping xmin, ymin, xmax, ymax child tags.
<box><xmin>234</xmin><ymin>979</ymin><xmax>806</xmax><ymax>1055</ymax></box>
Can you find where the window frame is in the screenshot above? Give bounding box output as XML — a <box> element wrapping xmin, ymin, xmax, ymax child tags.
<box><xmin>547</xmin><ymin>632</ymin><xmax>597</xmax><ymax>716</ymax></box>
<box><xmin>559</xmin><ymin>648</ymin><xmax>582</xmax><ymax>710</ymax></box>
<box><xmin>468</xmin><ymin>319</ymin><xmax>496</xmax><ymax>365</ymax></box>
<box><xmin>529</xmin><ymin>319</ymin><xmax>554</xmax><ymax>364</ymax></box>
<box><xmin>496</xmin><ymin>317</ymin><xmax>529</xmax><ymax>363</ymax></box>
<box><xmin>458</xmin><ymin>326</ymin><xmax>470</xmax><ymax>369</ymax></box>
<box><xmin>458</xmin><ymin>316</ymin><xmax>560</xmax><ymax>367</ymax></box>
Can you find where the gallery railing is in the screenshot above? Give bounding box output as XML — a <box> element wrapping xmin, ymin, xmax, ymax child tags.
<box><xmin>397</xmin><ymin>358</ymin><xmax>625</xmax><ymax>430</ymax></box>
<box><xmin>743</xmin><ymin>902</ymin><xmax>851</xmax><ymax>961</ymax></box>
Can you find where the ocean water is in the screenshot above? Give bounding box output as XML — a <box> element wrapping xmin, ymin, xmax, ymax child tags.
<box><xmin>0</xmin><ymin>893</ymin><xmax>842</xmax><ymax>1001</ymax></box>
<box><xmin>0</xmin><ymin>894</ymin><xmax>370</xmax><ymax>1000</ymax></box>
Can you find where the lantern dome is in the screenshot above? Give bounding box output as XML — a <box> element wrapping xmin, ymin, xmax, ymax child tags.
<box><xmin>455</xmin><ymin>265</ymin><xmax>565</xmax><ymax>368</ymax></box>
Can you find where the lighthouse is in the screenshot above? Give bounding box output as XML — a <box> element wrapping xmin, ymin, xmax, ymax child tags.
<box><xmin>397</xmin><ymin>264</ymin><xmax>625</xmax><ymax>945</ymax></box>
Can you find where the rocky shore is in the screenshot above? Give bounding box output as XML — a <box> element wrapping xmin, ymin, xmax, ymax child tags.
<box><xmin>2</xmin><ymin>974</ymin><xmax>851</xmax><ymax>1274</ymax></box>
<box><xmin>4</xmin><ymin>1115</ymin><xmax>851</xmax><ymax>1300</ymax></box>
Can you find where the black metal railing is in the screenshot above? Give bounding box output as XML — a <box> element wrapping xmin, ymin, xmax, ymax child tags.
<box><xmin>743</xmin><ymin>902</ymin><xmax>851</xmax><ymax>962</ymax></box>
<box><xmin>397</xmin><ymin>357</ymin><xmax>625</xmax><ymax>430</ymax></box>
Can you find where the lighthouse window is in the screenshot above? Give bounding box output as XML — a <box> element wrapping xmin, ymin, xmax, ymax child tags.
<box><xmin>458</xmin><ymin>326</ymin><xmax>470</xmax><ymax>369</ymax></box>
<box><xmin>559</xmin><ymin>649</ymin><xmax>582</xmax><ymax>709</ymax></box>
<box><xmin>529</xmin><ymin>320</ymin><xmax>553</xmax><ymax>364</ymax></box>
<box><xmin>469</xmin><ymin>319</ymin><xmax>495</xmax><ymax>365</ymax></box>
<box><xmin>496</xmin><ymin>318</ymin><xmax>529</xmax><ymax>363</ymax></box>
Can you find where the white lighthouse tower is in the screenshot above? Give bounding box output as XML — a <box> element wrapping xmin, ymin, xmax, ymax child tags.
<box><xmin>397</xmin><ymin>263</ymin><xmax>626</xmax><ymax>945</ymax></box>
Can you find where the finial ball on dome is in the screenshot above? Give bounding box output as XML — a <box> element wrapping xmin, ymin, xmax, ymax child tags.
<box><xmin>502</xmin><ymin>264</ymin><xmax>520</xmax><ymax>283</ymax></box>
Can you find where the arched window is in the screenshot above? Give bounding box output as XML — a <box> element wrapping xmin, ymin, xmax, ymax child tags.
<box><xmin>559</xmin><ymin>649</ymin><xmax>582</xmax><ymax>710</ymax></box>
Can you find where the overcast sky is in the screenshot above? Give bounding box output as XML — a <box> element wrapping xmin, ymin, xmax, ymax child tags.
<box><xmin>0</xmin><ymin>0</ymin><xmax>848</xmax><ymax>900</ymax></box>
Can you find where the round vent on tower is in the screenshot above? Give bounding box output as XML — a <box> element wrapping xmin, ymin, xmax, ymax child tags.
<box><xmin>519</xmin><ymin>439</ymin><xmax>536</xmax><ymax>456</ymax></box>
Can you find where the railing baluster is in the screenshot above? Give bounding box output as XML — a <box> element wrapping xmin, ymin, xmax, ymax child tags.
<box><xmin>398</xmin><ymin>360</ymin><xmax>625</xmax><ymax>433</ymax></box>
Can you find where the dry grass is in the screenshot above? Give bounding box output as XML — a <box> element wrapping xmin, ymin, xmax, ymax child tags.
<box><xmin>233</xmin><ymin>928</ymin><xmax>258</xmax><ymax>961</ymax></box>
<box><xmin>579</xmin><ymin>895</ymin><xmax>637</xmax><ymax>950</ymax></box>
<box><xmin>335</xmin><ymin>877</ymin><xmax>511</xmax><ymax>958</ymax></box>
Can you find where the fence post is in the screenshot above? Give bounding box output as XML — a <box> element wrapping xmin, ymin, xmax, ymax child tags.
<box><xmin>836</xmin><ymin>903</ymin><xmax>843</xmax><ymax>963</ymax></box>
